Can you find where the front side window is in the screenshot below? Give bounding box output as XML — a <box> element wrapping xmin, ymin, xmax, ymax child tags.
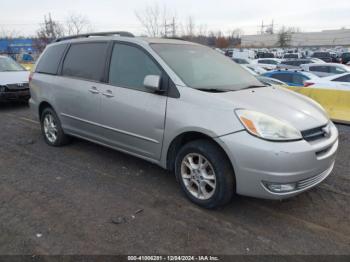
<box><xmin>109</xmin><ymin>43</ymin><xmax>161</xmax><ymax>91</ymax></box>
<box><xmin>62</xmin><ymin>42</ymin><xmax>108</xmax><ymax>82</ymax></box>
<box><xmin>0</xmin><ymin>56</ymin><xmax>25</xmax><ymax>72</ymax></box>
<box><xmin>152</xmin><ymin>44</ymin><xmax>262</xmax><ymax>91</ymax></box>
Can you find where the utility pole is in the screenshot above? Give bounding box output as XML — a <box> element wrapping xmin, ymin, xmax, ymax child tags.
<box><xmin>164</xmin><ymin>17</ymin><xmax>176</xmax><ymax>38</ymax></box>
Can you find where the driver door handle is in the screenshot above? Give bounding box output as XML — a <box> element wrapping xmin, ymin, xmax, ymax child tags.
<box><xmin>89</xmin><ymin>86</ymin><xmax>100</xmax><ymax>94</ymax></box>
<box><xmin>102</xmin><ymin>90</ymin><xmax>114</xmax><ymax>98</ymax></box>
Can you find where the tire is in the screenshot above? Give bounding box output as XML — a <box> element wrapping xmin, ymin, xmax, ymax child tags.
<box><xmin>175</xmin><ymin>139</ymin><xmax>235</xmax><ymax>209</ymax></box>
<box><xmin>40</xmin><ymin>107</ymin><xmax>70</xmax><ymax>146</ymax></box>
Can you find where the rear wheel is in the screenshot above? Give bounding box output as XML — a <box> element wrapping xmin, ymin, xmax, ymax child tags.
<box><xmin>40</xmin><ymin>107</ymin><xmax>70</xmax><ymax>146</ymax></box>
<box><xmin>175</xmin><ymin>140</ymin><xmax>235</xmax><ymax>209</ymax></box>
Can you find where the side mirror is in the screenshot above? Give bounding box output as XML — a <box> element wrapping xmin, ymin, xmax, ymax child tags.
<box><xmin>144</xmin><ymin>75</ymin><xmax>162</xmax><ymax>92</ymax></box>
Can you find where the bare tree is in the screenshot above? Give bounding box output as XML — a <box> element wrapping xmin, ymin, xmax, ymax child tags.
<box><xmin>197</xmin><ymin>24</ymin><xmax>208</xmax><ymax>37</ymax></box>
<box><xmin>34</xmin><ymin>13</ymin><xmax>64</xmax><ymax>52</ymax></box>
<box><xmin>276</xmin><ymin>26</ymin><xmax>293</xmax><ymax>47</ymax></box>
<box><xmin>228</xmin><ymin>28</ymin><xmax>243</xmax><ymax>39</ymax></box>
<box><xmin>185</xmin><ymin>16</ymin><xmax>196</xmax><ymax>37</ymax></box>
<box><xmin>135</xmin><ymin>3</ymin><xmax>167</xmax><ymax>37</ymax></box>
<box><xmin>65</xmin><ymin>13</ymin><xmax>92</xmax><ymax>36</ymax></box>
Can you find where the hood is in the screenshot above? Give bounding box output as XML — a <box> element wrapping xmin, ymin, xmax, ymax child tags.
<box><xmin>214</xmin><ymin>86</ymin><xmax>329</xmax><ymax>131</ymax></box>
<box><xmin>0</xmin><ymin>71</ymin><xmax>30</xmax><ymax>85</ymax></box>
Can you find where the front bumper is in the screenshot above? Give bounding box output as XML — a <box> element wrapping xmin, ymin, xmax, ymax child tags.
<box><xmin>0</xmin><ymin>90</ymin><xmax>30</xmax><ymax>102</ymax></box>
<box><xmin>216</xmin><ymin>122</ymin><xmax>338</xmax><ymax>200</ymax></box>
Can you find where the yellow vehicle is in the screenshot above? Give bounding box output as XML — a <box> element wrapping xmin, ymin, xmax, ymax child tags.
<box><xmin>287</xmin><ymin>86</ymin><xmax>350</xmax><ymax>125</ymax></box>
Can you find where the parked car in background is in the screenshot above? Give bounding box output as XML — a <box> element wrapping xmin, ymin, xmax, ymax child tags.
<box><xmin>277</xmin><ymin>59</ymin><xmax>317</xmax><ymax>70</ymax></box>
<box><xmin>232</xmin><ymin>58</ymin><xmax>251</xmax><ymax>65</ymax></box>
<box><xmin>29</xmin><ymin>32</ymin><xmax>338</xmax><ymax>208</ymax></box>
<box><xmin>263</xmin><ymin>70</ymin><xmax>319</xmax><ymax>87</ymax></box>
<box><xmin>241</xmin><ymin>65</ymin><xmax>258</xmax><ymax>76</ymax></box>
<box><xmin>232</xmin><ymin>58</ymin><xmax>267</xmax><ymax>75</ymax></box>
<box><xmin>256</xmin><ymin>52</ymin><xmax>275</xmax><ymax>58</ymax></box>
<box><xmin>341</xmin><ymin>52</ymin><xmax>350</xmax><ymax>65</ymax></box>
<box><xmin>304</xmin><ymin>73</ymin><xmax>350</xmax><ymax>90</ymax></box>
<box><xmin>0</xmin><ymin>55</ymin><xmax>30</xmax><ymax>103</ymax></box>
<box><xmin>309</xmin><ymin>58</ymin><xmax>326</xmax><ymax>64</ymax></box>
<box><xmin>301</xmin><ymin>63</ymin><xmax>350</xmax><ymax>77</ymax></box>
<box><xmin>257</xmin><ymin>76</ymin><xmax>288</xmax><ymax>86</ymax></box>
<box><xmin>330</xmin><ymin>52</ymin><xmax>341</xmax><ymax>63</ymax></box>
<box><xmin>311</xmin><ymin>52</ymin><xmax>332</xmax><ymax>63</ymax></box>
<box><xmin>283</xmin><ymin>53</ymin><xmax>300</xmax><ymax>59</ymax></box>
<box><xmin>240</xmin><ymin>64</ymin><xmax>267</xmax><ymax>76</ymax></box>
<box><xmin>244</xmin><ymin>64</ymin><xmax>266</xmax><ymax>75</ymax></box>
<box><xmin>252</xmin><ymin>58</ymin><xmax>281</xmax><ymax>71</ymax></box>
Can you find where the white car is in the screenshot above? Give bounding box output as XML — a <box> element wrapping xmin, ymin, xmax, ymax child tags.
<box><xmin>304</xmin><ymin>73</ymin><xmax>350</xmax><ymax>90</ymax></box>
<box><xmin>244</xmin><ymin>64</ymin><xmax>267</xmax><ymax>75</ymax></box>
<box><xmin>233</xmin><ymin>58</ymin><xmax>267</xmax><ymax>75</ymax></box>
<box><xmin>301</xmin><ymin>63</ymin><xmax>350</xmax><ymax>77</ymax></box>
<box><xmin>252</xmin><ymin>58</ymin><xmax>281</xmax><ymax>71</ymax></box>
<box><xmin>0</xmin><ymin>55</ymin><xmax>30</xmax><ymax>102</ymax></box>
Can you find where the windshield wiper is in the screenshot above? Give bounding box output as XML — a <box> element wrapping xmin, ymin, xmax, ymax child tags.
<box><xmin>196</xmin><ymin>88</ymin><xmax>228</xmax><ymax>93</ymax></box>
<box><xmin>241</xmin><ymin>85</ymin><xmax>266</xmax><ymax>90</ymax></box>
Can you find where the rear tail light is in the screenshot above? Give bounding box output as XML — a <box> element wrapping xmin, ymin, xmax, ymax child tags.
<box><xmin>304</xmin><ymin>82</ymin><xmax>314</xmax><ymax>87</ymax></box>
<box><xmin>29</xmin><ymin>71</ymin><xmax>34</xmax><ymax>84</ymax></box>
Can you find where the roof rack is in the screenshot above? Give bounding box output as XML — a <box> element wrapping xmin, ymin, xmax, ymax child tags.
<box><xmin>163</xmin><ymin>37</ymin><xmax>185</xmax><ymax>41</ymax></box>
<box><xmin>54</xmin><ymin>31</ymin><xmax>135</xmax><ymax>43</ymax></box>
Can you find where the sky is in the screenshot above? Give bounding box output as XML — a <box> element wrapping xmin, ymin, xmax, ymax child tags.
<box><xmin>0</xmin><ymin>0</ymin><xmax>349</xmax><ymax>36</ymax></box>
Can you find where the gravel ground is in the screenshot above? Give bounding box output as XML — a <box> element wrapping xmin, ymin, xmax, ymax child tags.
<box><xmin>0</xmin><ymin>103</ymin><xmax>349</xmax><ymax>255</ymax></box>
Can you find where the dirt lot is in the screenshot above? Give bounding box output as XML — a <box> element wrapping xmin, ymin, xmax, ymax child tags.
<box><xmin>0</xmin><ymin>103</ymin><xmax>349</xmax><ymax>255</ymax></box>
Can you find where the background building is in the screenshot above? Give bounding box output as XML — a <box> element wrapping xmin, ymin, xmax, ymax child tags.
<box><xmin>241</xmin><ymin>29</ymin><xmax>350</xmax><ymax>48</ymax></box>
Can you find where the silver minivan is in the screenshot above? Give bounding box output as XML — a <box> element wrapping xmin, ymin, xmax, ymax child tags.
<box><xmin>29</xmin><ymin>32</ymin><xmax>338</xmax><ymax>208</ymax></box>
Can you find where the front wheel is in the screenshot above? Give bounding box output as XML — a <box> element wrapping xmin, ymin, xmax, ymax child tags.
<box><xmin>175</xmin><ymin>140</ymin><xmax>235</xmax><ymax>209</ymax></box>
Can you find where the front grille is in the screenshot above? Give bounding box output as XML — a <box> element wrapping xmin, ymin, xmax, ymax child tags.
<box><xmin>6</xmin><ymin>83</ymin><xmax>29</xmax><ymax>92</ymax></box>
<box><xmin>301</xmin><ymin>125</ymin><xmax>329</xmax><ymax>142</ymax></box>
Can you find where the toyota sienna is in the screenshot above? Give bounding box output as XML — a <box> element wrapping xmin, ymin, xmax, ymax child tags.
<box><xmin>29</xmin><ymin>32</ymin><xmax>338</xmax><ymax>208</ymax></box>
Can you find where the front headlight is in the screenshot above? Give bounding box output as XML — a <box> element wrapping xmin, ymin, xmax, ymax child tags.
<box><xmin>0</xmin><ymin>85</ymin><xmax>7</xmax><ymax>92</ymax></box>
<box><xmin>236</xmin><ymin>110</ymin><xmax>302</xmax><ymax>141</ymax></box>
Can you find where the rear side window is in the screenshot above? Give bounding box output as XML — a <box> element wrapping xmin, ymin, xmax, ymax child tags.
<box><xmin>62</xmin><ymin>42</ymin><xmax>108</xmax><ymax>82</ymax></box>
<box><xmin>309</xmin><ymin>66</ymin><xmax>329</xmax><ymax>73</ymax></box>
<box><xmin>271</xmin><ymin>73</ymin><xmax>293</xmax><ymax>83</ymax></box>
<box><xmin>108</xmin><ymin>43</ymin><xmax>161</xmax><ymax>91</ymax></box>
<box><xmin>333</xmin><ymin>74</ymin><xmax>350</xmax><ymax>82</ymax></box>
<box><xmin>36</xmin><ymin>44</ymin><xmax>67</xmax><ymax>75</ymax></box>
<box><xmin>293</xmin><ymin>74</ymin><xmax>308</xmax><ymax>85</ymax></box>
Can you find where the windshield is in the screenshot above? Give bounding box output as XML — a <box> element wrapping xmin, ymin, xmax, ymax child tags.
<box><xmin>0</xmin><ymin>57</ymin><xmax>25</xmax><ymax>72</ymax></box>
<box><xmin>151</xmin><ymin>44</ymin><xmax>263</xmax><ymax>91</ymax></box>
